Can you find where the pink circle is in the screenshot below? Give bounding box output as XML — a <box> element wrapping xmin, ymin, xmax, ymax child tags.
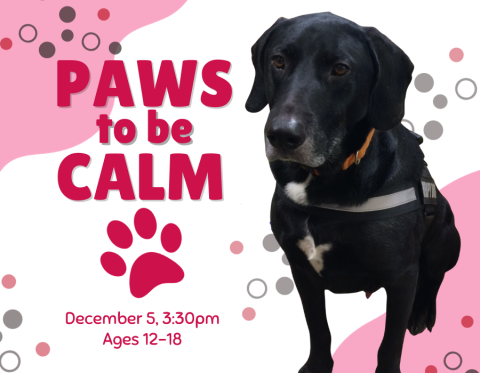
<box><xmin>242</xmin><ymin>307</ymin><xmax>256</xmax><ymax>321</ymax></box>
<box><xmin>98</xmin><ymin>8</ymin><xmax>110</xmax><ymax>21</ymax></box>
<box><xmin>36</xmin><ymin>342</ymin><xmax>50</xmax><ymax>357</ymax></box>
<box><xmin>0</xmin><ymin>38</ymin><xmax>12</xmax><ymax>50</ymax></box>
<box><xmin>449</xmin><ymin>48</ymin><xmax>464</xmax><ymax>62</ymax></box>
<box><xmin>2</xmin><ymin>274</ymin><xmax>16</xmax><ymax>289</ymax></box>
<box><xmin>230</xmin><ymin>241</ymin><xmax>243</xmax><ymax>254</ymax></box>
<box><xmin>425</xmin><ymin>366</ymin><xmax>437</xmax><ymax>373</ymax></box>
<box><xmin>461</xmin><ymin>315</ymin><xmax>474</xmax><ymax>328</ymax></box>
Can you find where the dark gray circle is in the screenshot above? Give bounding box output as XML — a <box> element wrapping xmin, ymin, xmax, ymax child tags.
<box><xmin>18</xmin><ymin>24</ymin><xmax>37</xmax><ymax>43</ymax></box>
<box><xmin>276</xmin><ymin>277</ymin><xmax>294</xmax><ymax>295</ymax></box>
<box><xmin>263</xmin><ymin>234</ymin><xmax>280</xmax><ymax>252</ymax></box>
<box><xmin>109</xmin><ymin>42</ymin><xmax>122</xmax><ymax>55</ymax></box>
<box><xmin>455</xmin><ymin>78</ymin><xmax>477</xmax><ymax>100</ymax></box>
<box><xmin>0</xmin><ymin>350</ymin><xmax>21</xmax><ymax>372</ymax></box>
<box><xmin>3</xmin><ymin>310</ymin><xmax>22</xmax><ymax>329</ymax></box>
<box><xmin>59</xmin><ymin>6</ymin><xmax>76</xmax><ymax>23</ymax></box>
<box><xmin>61</xmin><ymin>29</ymin><xmax>74</xmax><ymax>42</ymax></box>
<box><xmin>433</xmin><ymin>94</ymin><xmax>448</xmax><ymax>109</ymax></box>
<box><xmin>82</xmin><ymin>32</ymin><xmax>100</xmax><ymax>51</ymax></box>
<box><xmin>424</xmin><ymin>121</ymin><xmax>443</xmax><ymax>140</ymax></box>
<box><xmin>39</xmin><ymin>42</ymin><xmax>55</xmax><ymax>58</ymax></box>
<box><xmin>401</xmin><ymin>119</ymin><xmax>414</xmax><ymax>132</ymax></box>
<box><xmin>414</xmin><ymin>73</ymin><xmax>434</xmax><ymax>93</ymax></box>
<box><xmin>247</xmin><ymin>278</ymin><xmax>268</xmax><ymax>299</ymax></box>
<box><xmin>282</xmin><ymin>253</ymin><xmax>290</xmax><ymax>266</ymax></box>
<box><xmin>444</xmin><ymin>351</ymin><xmax>462</xmax><ymax>370</ymax></box>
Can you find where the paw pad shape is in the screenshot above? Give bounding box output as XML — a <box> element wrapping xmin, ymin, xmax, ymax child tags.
<box><xmin>101</xmin><ymin>208</ymin><xmax>184</xmax><ymax>298</ymax></box>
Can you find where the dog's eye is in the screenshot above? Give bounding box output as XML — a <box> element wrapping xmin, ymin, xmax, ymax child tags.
<box><xmin>272</xmin><ymin>56</ymin><xmax>285</xmax><ymax>69</ymax></box>
<box><xmin>333</xmin><ymin>63</ymin><xmax>349</xmax><ymax>76</ymax></box>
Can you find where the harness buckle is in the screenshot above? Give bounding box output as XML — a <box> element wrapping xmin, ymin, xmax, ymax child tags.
<box><xmin>354</xmin><ymin>150</ymin><xmax>361</xmax><ymax>165</ymax></box>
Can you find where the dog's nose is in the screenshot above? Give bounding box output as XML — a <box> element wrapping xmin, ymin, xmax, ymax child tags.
<box><xmin>266</xmin><ymin>124</ymin><xmax>306</xmax><ymax>151</ymax></box>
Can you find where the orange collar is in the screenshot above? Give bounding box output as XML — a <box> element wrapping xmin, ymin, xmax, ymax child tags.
<box><xmin>342</xmin><ymin>128</ymin><xmax>375</xmax><ymax>171</ymax></box>
<box><xmin>304</xmin><ymin>128</ymin><xmax>375</xmax><ymax>176</ymax></box>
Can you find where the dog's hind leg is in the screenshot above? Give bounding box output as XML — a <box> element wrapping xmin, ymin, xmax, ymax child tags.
<box><xmin>408</xmin><ymin>194</ymin><xmax>461</xmax><ymax>336</ymax></box>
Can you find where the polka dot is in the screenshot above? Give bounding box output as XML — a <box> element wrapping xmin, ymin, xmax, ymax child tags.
<box><xmin>3</xmin><ymin>310</ymin><xmax>22</xmax><ymax>329</ymax></box>
<box><xmin>456</xmin><ymin>78</ymin><xmax>477</xmax><ymax>100</ymax></box>
<box><xmin>61</xmin><ymin>29</ymin><xmax>74</xmax><ymax>42</ymax></box>
<box><xmin>444</xmin><ymin>351</ymin><xmax>462</xmax><ymax>370</ymax></box>
<box><xmin>433</xmin><ymin>95</ymin><xmax>448</xmax><ymax>109</ymax></box>
<box><xmin>109</xmin><ymin>42</ymin><xmax>122</xmax><ymax>55</ymax></box>
<box><xmin>242</xmin><ymin>307</ymin><xmax>256</xmax><ymax>321</ymax></box>
<box><xmin>282</xmin><ymin>253</ymin><xmax>290</xmax><ymax>265</ymax></box>
<box><xmin>425</xmin><ymin>365</ymin><xmax>437</xmax><ymax>373</ymax></box>
<box><xmin>98</xmin><ymin>8</ymin><xmax>110</xmax><ymax>21</ymax></box>
<box><xmin>462</xmin><ymin>315</ymin><xmax>474</xmax><ymax>328</ymax></box>
<box><xmin>449</xmin><ymin>48</ymin><xmax>464</xmax><ymax>62</ymax></box>
<box><xmin>415</xmin><ymin>73</ymin><xmax>434</xmax><ymax>93</ymax></box>
<box><xmin>276</xmin><ymin>277</ymin><xmax>294</xmax><ymax>295</ymax></box>
<box><xmin>0</xmin><ymin>331</ymin><xmax>2</xmax><ymax>342</ymax></box>
<box><xmin>230</xmin><ymin>241</ymin><xmax>243</xmax><ymax>254</ymax></box>
<box><xmin>424</xmin><ymin>121</ymin><xmax>443</xmax><ymax>140</ymax></box>
<box><xmin>0</xmin><ymin>351</ymin><xmax>21</xmax><ymax>372</ymax></box>
<box><xmin>36</xmin><ymin>342</ymin><xmax>50</xmax><ymax>357</ymax></box>
<box><xmin>39</xmin><ymin>42</ymin><xmax>55</xmax><ymax>58</ymax></box>
<box><xmin>82</xmin><ymin>32</ymin><xmax>101</xmax><ymax>51</ymax></box>
<box><xmin>401</xmin><ymin>119</ymin><xmax>414</xmax><ymax>132</ymax></box>
<box><xmin>247</xmin><ymin>278</ymin><xmax>267</xmax><ymax>299</ymax></box>
<box><xmin>59</xmin><ymin>6</ymin><xmax>76</xmax><ymax>23</ymax></box>
<box><xmin>2</xmin><ymin>275</ymin><xmax>16</xmax><ymax>289</ymax></box>
<box><xmin>1</xmin><ymin>38</ymin><xmax>12</xmax><ymax>50</ymax></box>
<box><xmin>19</xmin><ymin>24</ymin><xmax>37</xmax><ymax>43</ymax></box>
<box><xmin>466</xmin><ymin>370</ymin><xmax>479</xmax><ymax>373</ymax></box>
<box><xmin>263</xmin><ymin>234</ymin><xmax>280</xmax><ymax>252</ymax></box>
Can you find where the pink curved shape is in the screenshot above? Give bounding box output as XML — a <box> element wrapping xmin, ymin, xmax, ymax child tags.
<box><xmin>333</xmin><ymin>171</ymin><xmax>480</xmax><ymax>371</ymax></box>
<box><xmin>0</xmin><ymin>0</ymin><xmax>188</xmax><ymax>172</ymax></box>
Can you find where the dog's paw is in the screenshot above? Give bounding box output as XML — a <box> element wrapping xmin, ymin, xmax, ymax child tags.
<box><xmin>299</xmin><ymin>360</ymin><xmax>333</xmax><ymax>373</ymax></box>
<box><xmin>408</xmin><ymin>306</ymin><xmax>428</xmax><ymax>336</ymax></box>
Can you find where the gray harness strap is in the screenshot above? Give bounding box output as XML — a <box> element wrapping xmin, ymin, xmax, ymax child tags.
<box><xmin>276</xmin><ymin>166</ymin><xmax>437</xmax><ymax>223</ymax></box>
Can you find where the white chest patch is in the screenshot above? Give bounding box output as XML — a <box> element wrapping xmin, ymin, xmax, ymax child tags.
<box><xmin>284</xmin><ymin>174</ymin><xmax>313</xmax><ymax>206</ymax></box>
<box><xmin>297</xmin><ymin>233</ymin><xmax>332</xmax><ymax>274</ymax></box>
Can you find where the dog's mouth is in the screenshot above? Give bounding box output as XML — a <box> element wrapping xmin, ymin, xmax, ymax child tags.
<box><xmin>265</xmin><ymin>137</ymin><xmax>327</xmax><ymax>169</ymax></box>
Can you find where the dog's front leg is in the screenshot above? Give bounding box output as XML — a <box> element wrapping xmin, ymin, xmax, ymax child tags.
<box><xmin>290</xmin><ymin>263</ymin><xmax>333</xmax><ymax>373</ymax></box>
<box><xmin>376</xmin><ymin>267</ymin><xmax>418</xmax><ymax>373</ymax></box>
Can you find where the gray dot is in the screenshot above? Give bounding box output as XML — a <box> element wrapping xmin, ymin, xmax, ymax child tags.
<box><xmin>0</xmin><ymin>350</ymin><xmax>21</xmax><ymax>372</ymax></box>
<box><xmin>0</xmin><ymin>331</ymin><xmax>2</xmax><ymax>342</ymax></box>
<box><xmin>263</xmin><ymin>234</ymin><xmax>280</xmax><ymax>252</ymax></box>
<box><xmin>424</xmin><ymin>121</ymin><xmax>443</xmax><ymax>140</ymax></box>
<box><xmin>61</xmin><ymin>29</ymin><xmax>74</xmax><ymax>42</ymax></box>
<box><xmin>433</xmin><ymin>94</ymin><xmax>448</xmax><ymax>109</ymax></box>
<box><xmin>59</xmin><ymin>6</ymin><xmax>76</xmax><ymax>23</ymax></box>
<box><xmin>3</xmin><ymin>310</ymin><xmax>22</xmax><ymax>329</ymax></box>
<box><xmin>414</xmin><ymin>73</ymin><xmax>434</xmax><ymax>93</ymax></box>
<box><xmin>276</xmin><ymin>277</ymin><xmax>294</xmax><ymax>295</ymax></box>
<box><xmin>466</xmin><ymin>370</ymin><xmax>479</xmax><ymax>373</ymax></box>
<box><xmin>282</xmin><ymin>254</ymin><xmax>289</xmax><ymax>266</ymax></box>
<box><xmin>39</xmin><ymin>42</ymin><xmax>55</xmax><ymax>58</ymax></box>
<box><xmin>109</xmin><ymin>42</ymin><xmax>122</xmax><ymax>55</ymax></box>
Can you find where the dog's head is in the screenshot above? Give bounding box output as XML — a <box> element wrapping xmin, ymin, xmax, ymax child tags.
<box><xmin>246</xmin><ymin>13</ymin><xmax>414</xmax><ymax>169</ymax></box>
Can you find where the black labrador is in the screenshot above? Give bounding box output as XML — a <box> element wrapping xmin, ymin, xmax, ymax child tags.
<box><xmin>246</xmin><ymin>12</ymin><xmax>460</xmax><ymax>373</ymax></box>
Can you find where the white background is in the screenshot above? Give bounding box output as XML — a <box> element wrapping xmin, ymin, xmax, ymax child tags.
<box><xmin>1</xmin><ymin>0</ymin><xmax>479</xmax><ymax>372</ymax></box>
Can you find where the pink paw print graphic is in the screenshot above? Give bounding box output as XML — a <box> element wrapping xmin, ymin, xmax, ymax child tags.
<box><xmin>100</xmin><ymin>208</ymin><xmax>184</xmax><ymax>298</ymax></box>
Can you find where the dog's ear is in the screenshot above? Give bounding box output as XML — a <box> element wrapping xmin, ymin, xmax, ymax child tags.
<box><xmin>246</xmin><ymin>17</ymin><xmax>287</xmax><ymax>113</ymax></box>
<box><xmin>363</xmin><ymin>27</ymin><xmax>414</xmax><ymax>131</ymax></box>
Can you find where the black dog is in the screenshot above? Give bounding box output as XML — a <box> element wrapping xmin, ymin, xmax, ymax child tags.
<box><xmin>246</xmin><ymin>13</ymin><xmax>460</xmax><ymax>373</ymax></box>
